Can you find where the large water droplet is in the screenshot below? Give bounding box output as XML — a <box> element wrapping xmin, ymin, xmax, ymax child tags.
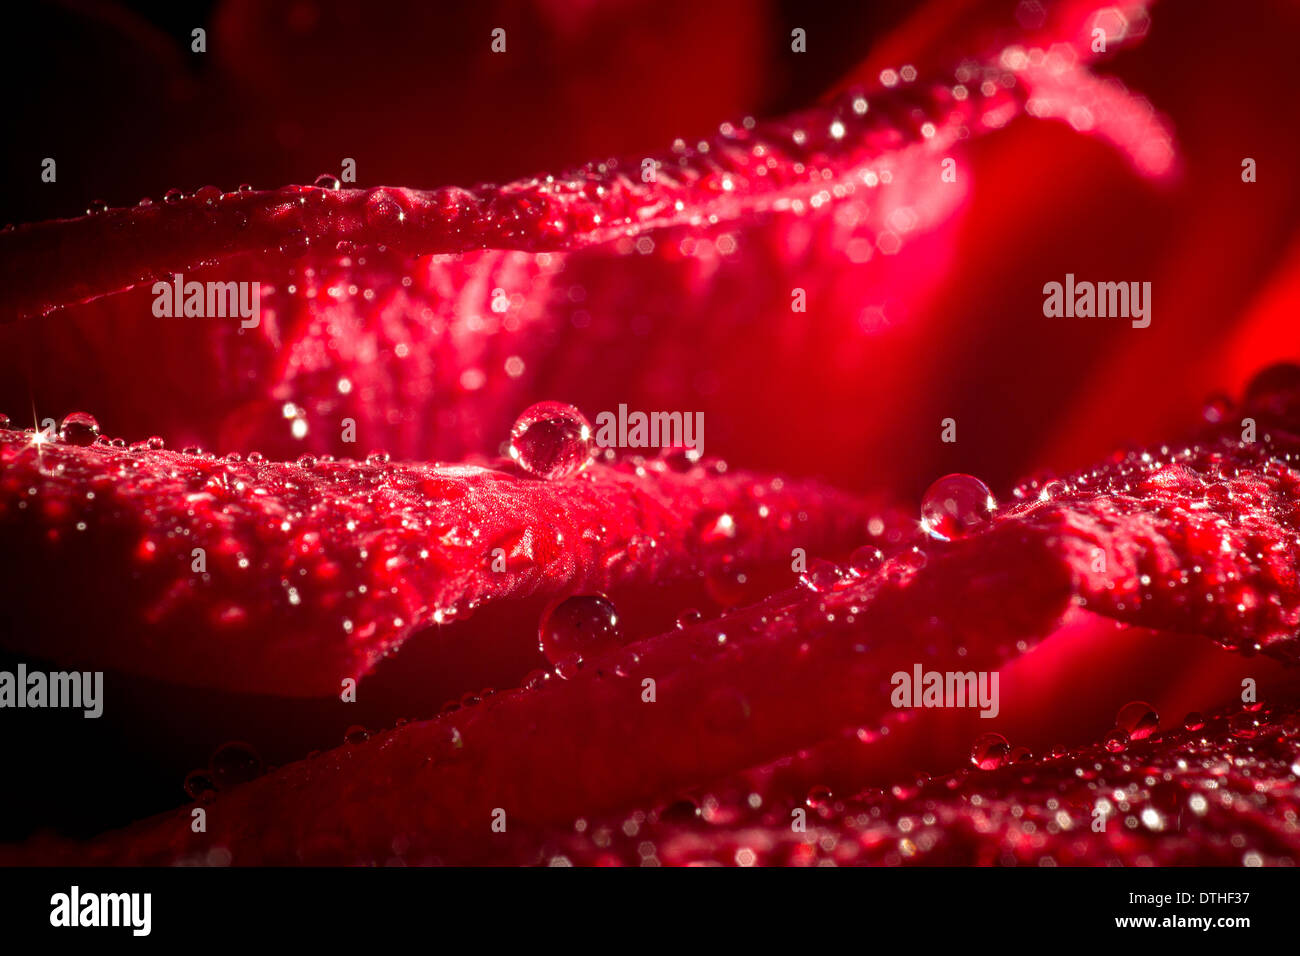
<box><xmin>539</xmin><ymin>593</ymin><xmax>623</xmax><ymax>669</ymax></box>
<box><xmin>1114</xmin><ymin>700</ymin><xmax>1159</xmax><ymax>741</ymax></box>
<box><xmin>921</xmin><ymin>473</ymin><xmax>996</xmax><ymax>541</ymax></box>
<box><xmin>314</xmin><ymin>174</ymin><xmax>341</xmax><ymax>190</ymax></box>
<box><xmin>209</xmin><ymin>741</ymin><xmax>263</xmax><ymax>789</ymax></box>
<box><xmin>509</xmin><ymin>401</ymin><xmax>594</xmax><ymax>480</ymax></box>
<box><xmin>970</xmin><ymin>732</ymin><xmax>1010</xmax><ymax>770</ymax></box>
<box><xmin>58</xmin><ymin>411</ymin><xmax>100</xmax><ymax>446</ymax></box>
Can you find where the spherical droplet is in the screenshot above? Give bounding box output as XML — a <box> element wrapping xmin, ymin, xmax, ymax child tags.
<box><xmin>1104</xmin><ymin>729</ymin><xmax>1130</xmax><ymax>753</ymax></box>
<box><xmin>1114</xmin><ymin>700</ymin><xmax>1159</xmax><ymax>741</ymax></box>
<box><xmin>314</xmin><ymin>173</ymin><xmax>341</xmax><ymax>190</ymax></box>
<box><xmin>1008</xmin><ymin>745</ymin><xmax>1034</xmax><ymax>763</ymax></box>
<box><xmin>366</xmin><ymin>450</ymin><xmax>391</xmax><ymax>465</ymax></box>
<box><xmin>849</xmin><ymin>545</ymin><xmax>884</xmax><ymax>575</ymax></box>
<box><xmin>539</xmin><ymin>593</ymin><xmax>623</xmax><ymax>668</ymax></box>
<box><xmin>799</xmin><ymin>558</ymin><xmax>845</xmax><ymax>592</ymax></box>
<box><xmin>163</xmin><ymin>188</ymin><xmax>185</xmax><ymax>204</ymax></box>
<box><xmin>86</xmin><ymin>198</ymin><xmax>109</xmax><ymax>215</ymax></box>
<box><xmin>675</xmin><ymin>608</ymin><xmax>702</xmax><ymax>630</ymax></box>
<box><xmin>508</xmin><ymin>401</ymin><xmax>594</xmax><ymax>480</ymax></box>
<box><xmin>58</xmin><ymin>411</ymin><xmax>100</xmax><ymax>446</ymax></box>
<box><xmin>805</xmin><ymin>785</ymin><xmax>834</xmax><ymax>809</ymax></box>
<box><xmin>183</xmin><ymin>769</ymin><xmax>217</xmax><ymax>802</ymax></box>
<box><xmin>344</xmin><ymin>725</ymin><xmax>370</xmax><ymax>745</ymax></box>
<box><xmin>971</xmin><ymin>732</ymin><xmax>1011</xmax><ymax>770</ymax></box>
<box><xmin>921</xmin><ymin>473</ymin><xmax>997</xmax><ymax>541</ymax></box>
<box><xmin>0</xmin><ymin>413</ymin><xmax>10</xmax><ymax>429</ymax></box>
<box><xmin>209</xmin><ymin>741</ymin><xmax>263</xmax><ymax>789</ymax></box>
<box><xmin>1183</xmin><ymin>711</ymin><xmax>1205</xmax><ymax>732</ymax></box>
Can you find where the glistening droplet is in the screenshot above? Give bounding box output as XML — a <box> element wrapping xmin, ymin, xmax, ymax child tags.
<box><xmin>970</xmin><ymin>732</ymin><xmax>1010</xmax><ymax>770</ymax></box>
<box><xmin>509</xmin><ymin>401</ymin><xmax>594</xmax><ymax>480</ymax></box>
<box><xmin>59</xmin><ymin>412</ymin><xmax>100</xmax><ymax>446</ymax></box>
<box><xmin>539</xmin><ymin>593</ymin><xmax>623</xmax><ymax>669</ymax></box>
<box><xmin>1114</xmin><ymin>700</ymin><xmax>1159</xmax><ymax>741</ymax></box>
<box><xmin>921</xmin><ymin>473</ymin><xmax>996</xmax><ymax>542</ymax></box>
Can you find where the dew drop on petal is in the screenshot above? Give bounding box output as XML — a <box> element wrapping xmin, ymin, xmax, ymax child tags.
<box><xmin>799</xmin><ymin>558</ymin><xmax>844</xmax><ymax>592</ymax></box>
<box><xmin>1115</xmin><ymin>700</ymin><xmax>1159</xmax><ymax>740</ymax></box>
<box><xmin>58</xmin><ymin>411</ymin><xmax>100</xmax><ymax>446</ymax></box>
<box><xmin>805</xmin><ymin>785</ymin><xmax>834</xmax><ymax>809</ymax></box>
<box><xmin>1104</xmin><ymin>729</ymin><xmax>1130</xmax><ymax>753</ymax></box>
<box><xmin>183</xmin><ymin>769</ymin><xmax>217</xmax><ymax>802</ymax></box>
<box><xmin>848</xmin><ymin>545</ymin><xmax>884</xmax><ymax>575</ymax></box>
<box><xmin>344</xmin><ymin>725</ymin><xmax>370</xmax><ymax>745</ymax></box>
<box><xmin>921</xmin><ymin>473</ymin><xmax>996</xmax><ymax>541</ymax></box>
<box><xmin>1183</xmin><ymin>711</ymin><xmax>1205</xmax><ymax>731</ymax></box>
<box><xmin>539</xmin><ymin>593</ymin><xmax>623</xmax><ymax>668</ymax></box>
<box><xmin>208</xmin><ymin>741</ymin><xmax>263</xmax><ymax>789</ymax></box>
<box><xmin>508</xmin><ymin>401</ymin><xmax>594</xmax><ymax>480</ymax></box>
<box><xmin>970</xmin><ymin>732</ymin><xmax>1011</xmax><ymax>770</ymax></box>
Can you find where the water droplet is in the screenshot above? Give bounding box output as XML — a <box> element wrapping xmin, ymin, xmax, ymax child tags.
<box><xmin>314</xmin><ymin>174</ymin><xmax>341</xmax><ymax>190</ymax></box>
<box><xmin>900</xmin><ymin>546</ymin><xmax>928</xmax><ymax>571</ymax></box>
<box><xmin>0</xmin><ymin>413</ymin><xmax>10</xmax><ymax>429</ymax></box>
<box><xmin>237</xmin><ymin>183</ymin><xmax>254</xmax><ymax>193</ymax></box>
<box><xmin>296</xmin><ymin>454</ymin><xmax>317</xmax><ymax>468</ymax></box>
<box><xmin>921</xmin><ymin>473</ymin><xmax>997</xmax><ymax>541</ymax></box>
<box><xmin>146</xmin><ymin>435</ymin><xmax>165</xmax><ymax>450</ymax></box>
<box><xmin>675</xmin><ymin>608</ymin><xmax>702</xmax><ymax>629</ymax></box>
<box><xmin>86</xmin><ymin>198</ymin><xmax>108</xmax><ymax>215</ymax></box>
<box><xmin>183</xmin><ymin>769</ymin><xmax>217</xmax><ymax>802</ymax></box>
<box><xmin>1008</xmin><ymin>745</ymin><xmax>1033</xmax><ymax>763</ymax></box>
<box><xmin>366</xmin><ymin>450</ymin><xmax>391</xmax><ymax>465</ymax></box>
<box><xmin>658</xmin><ymin>798</ymin><xmax>700</xmax><ymax>823</ymax></box>
<box><xmin>1229</xmin><ymin>712</ymin><xmax>1260</xmax><ymax>739</ymax></box>
<box><xmin>539</xmin><ymin>593</ymin><xmax>623</xmax><ymax>668</ymax></box>
<box><xmin>163</xmin><ymin>188</ymin><xmax>185</xmax><ymax>204</ymax></box>
<box><xmin>344</xmin><ymin>725</ymin><xmax>370</xmax><ymax>745</ymax></box>
<box><xmin>799</xmin><ymin>558</ymin><xmax>845</xmax><ymax>592</ymax></box>
<box><xmin>1104</xmin><ymin>729</ymin><xmax>1130</xmax><ymax>753</ymax></box>
<box><xmin>195</xmin><ymin>185</ymin><xmax>222</xmax><ymax>205</ymax></box>
<box><xmin>209</xmin><ymin>741</ymin><xmax>263</xmax><ymax>789</ymax></box>
<box><xmin>805</xmin><ymin>785</ymin><xmax>834</xmax><ymax>809</ymax></box>
<box><xmin>1244</xmin><ymin>362</ymin><xmax>1300</xmax><ymax>406</ymax></box>
<box><xmin>1114</xmin><ymin>700</ymin><xmax>1159</xmax><ymax>741</ymax></box>
<box><xmin>508</xmin><ymin>401</ymin><xmax>594</xmax><ymax>480</ymax></box>
<box><xmin>659</xmin><ymin>446</ymin><xmax>701</xmax><ymax>472</ymax></box>
<box><xmin>849</xmin><ymin>545</ymin><xmax>884</xmax><ymax>575</ymax></box>
<box><xmin>58</xmin><ymin>411</ymin><xmax>100</xmax><ymax>446</ymax></box>
<box><xmin>1183</xmin><ymin>711</ymin><xmax>1205</xmax><ymax>731</ymax></box>
<box><xmin>971</xmin><ymin>732</ymin><xmax>1011</xmax><ymax>770</ymax></box>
